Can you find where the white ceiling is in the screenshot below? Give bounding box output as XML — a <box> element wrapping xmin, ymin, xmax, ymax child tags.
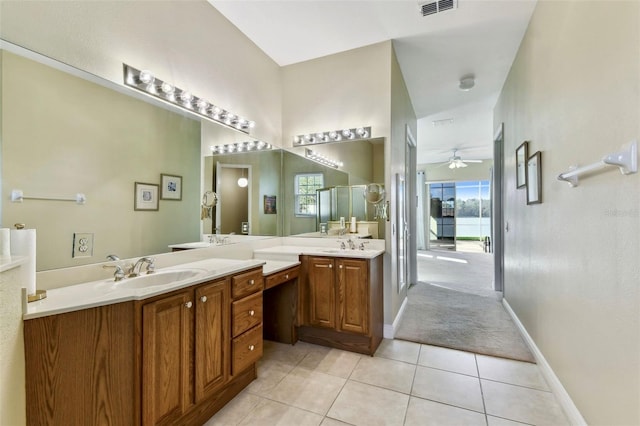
<box><xmin>209</xmin><ymin>0</ymin><xmax>536</xmax><ymax>164</ymax></box>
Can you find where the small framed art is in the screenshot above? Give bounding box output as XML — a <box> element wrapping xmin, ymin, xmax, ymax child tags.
<box><xmin>134</xmin><ymin>182</ymin><xmax>159</xmax><ymax>211</ymax></box>
<box><xmin>526</xmin><ymin>151</ymin><xmax>542</xmax><ymax>205</ymax></box>
<box><xmin>160</xmin><ymin>173</ymin><xmax>182</xmax><ymax>200</ymax></box>
<box><xmin>516</xmin><ymin>141</ymin><xmax>529</xmax><ymax>189</ymax></box>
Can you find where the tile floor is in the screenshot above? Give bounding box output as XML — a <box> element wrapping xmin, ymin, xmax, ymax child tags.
<box><xmin>205</xmin><ymin>339</ymin><xmax>569</xmax><ymax>426</ymax></box>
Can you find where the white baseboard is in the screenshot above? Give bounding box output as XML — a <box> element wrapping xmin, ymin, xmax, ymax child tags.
<box><xmin>502</xmin><ymin>299</ymin><xmax>587</xmax><ymax>426</ymax></box>
<box><xmin>384</xmin><ymin>296</ymin><xmax>408</xmax><ymax>339</ymax></box>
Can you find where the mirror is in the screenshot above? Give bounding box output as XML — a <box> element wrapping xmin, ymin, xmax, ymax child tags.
<box><xmin>0</xmin><ymin>42</ymin><xmax>257</xmax><ymax>271</ymax></box>
<box><xmin>1</xmin><ymin>41</ymin><xmax>387</xmax><ymax>271</ymax></box>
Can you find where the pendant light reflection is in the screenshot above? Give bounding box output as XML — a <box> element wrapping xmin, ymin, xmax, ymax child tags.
<box><xmin>237</xmin><ymin>169</ymin><xmax>248</xmax><ymax>188</ymax></box>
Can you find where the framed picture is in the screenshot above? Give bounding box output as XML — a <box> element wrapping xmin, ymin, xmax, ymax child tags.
<box><xmin>160</xmin><ymin>174</ymin><xmax>182</xmax><ymax>200</ymax></box>
<box><xmin>134</xmin><ymin>182</ymin><xmax>159</xmax><ymax>211</ymax></box>
<box><xmin>264</xmin><ymin>195</ymin><xmax>277</xmax><ymax>214</ymax></box>
<box><xmin>526</xmin><ymin>151</ymin><xmax>542</xmax><ymax>205</ymax></box>
<box><xmin>516</xmin><ymin>141</ymin><xmax>529</xmax><ymax>189</ymax></box>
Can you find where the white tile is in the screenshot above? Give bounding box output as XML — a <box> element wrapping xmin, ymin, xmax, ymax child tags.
<box><xmin>204</xmin><ymin>391</ymin><xmax>263</xmax><ymax>425</ymax></box>
<box><xmin>238</xmin><ymin>398</ymin><xmax>323</xmax><ymax>426</ymax></box>
<box><xmin>262</xmin><ymin>340</ymin><xmax>315</xmax><ymax>366</ymax></box>
<box><xmin>418</xmin><ymin>344</ymin><xmax>478</xmax><ymax>376</ymax></box>
<box><xmin>350</xmin><ymin>355</ymin><xmax>416</xmax><ymax>394</ymax></box>
<box><xmin>327</xmin><ymin>381</ymin><xmax>409</xmax><ymax>426</ymax></box>
<box><xmin>267</xmin><ymin>365</ymin><xmax>346</xmax><ymax>415</ymax></box>
<box><xmin>405</xmin><ymin>396</ymin><xmax>487</xmax><ymax>426</ymax></box>
<box><xmin>246</xmin><ymin>359</ymin><xmax>295</xmax><ymax>396</ymax></box>
<box><xmin>486</xmin><ymin>415</ymin><xmax>530</xmax><ymax>426</ymax></box>
<box><xmin>321</xmin><ymin>417</ymin><xmax>354</xmax><ymax>426</ymax></box>
<box><xmin>412</xmin><ymin>366</ymin><xmax>484</xmax><ymax>412</ymax></box>
<box><xmin>298</xmin><ymin>346</ymin><xmax>363</xmax><ymax>378</ymax></box>
<box><xmin>375</xmin><ymin>339</ymin><xmax>421</xmax><ymax>364</ymax></box>
<box><xmin>482</xmin><ymin>379</ymin><xmax>569</xmax><ymax>425</ymax></box>
<box><xmin>476</xmin><ymin>355</ymin><xmax>549</xmax><ymax>391</ymax></box>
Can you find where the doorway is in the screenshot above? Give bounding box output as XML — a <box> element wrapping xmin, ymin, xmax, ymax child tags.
<box><xmin>215</xmin><ymin>163</ymin><xmax>252</xmax><ymax>235</ymax></box>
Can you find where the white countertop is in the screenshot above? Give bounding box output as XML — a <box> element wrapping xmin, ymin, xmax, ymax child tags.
<box><xmin>24</xmin><ymin>258</ymin><xmax>266</xmax><ymax>320</ymax></box>
<box><xmin>260</xmin><ymin>259</ymin><xmax>301</xmax><ymax>275</ymax></box>
<box><xmin>0</xmin><ymin>255</ymin><xmax>27</xmax><ymax>273</ymax></box>
<box><xmin>253</xmin><ymin>245</ymin><xmax>384</xmax><ymax>260</ymax></box>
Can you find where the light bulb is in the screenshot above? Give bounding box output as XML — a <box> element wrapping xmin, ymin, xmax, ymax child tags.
<box><xmin>196</xmin><ymin>99</ymin><xmax>209</xmax><ymax>111</ymax></box>
<box><xmin>342</xmin><ymin>129</ymin><xmax>352</xmax><ymax>138</ymax></box>
<box><xmin>237</xmin><ymin>177</ymin><xmax>248</xmax><ymax>188</ymax></box>
<box><xmin>293</xmin><ymin>136</ymin><xmax>301</xmax><ymax>144</ymax></box>
<box><xmin>179</xmin><ymin>91</ymin><xmax>193</xmax><ymax>103</ymax></box>
<box><xmin>139</xmin><ymin>70</ymin><xmax>154</xmax><ymax>85</ymax></box>
<box><xmin>356</xmin><ymin>128</ymin><xmax>368</xmax><ymax>138</ymax></box>
<box><xmin>248</xmin><ymin>121</ymin><xmax>256</xmax><ymax>128</ymax></box>
<box><xmin>160</xmin><ymin>82</ymin><xmax>174</xmax><ymax>94</ymax></box>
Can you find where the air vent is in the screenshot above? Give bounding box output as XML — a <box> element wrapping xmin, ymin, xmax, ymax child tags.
<box><xmin>420</xmin><ymin>0</ymin><xmax>457</xmax><ymax>16</ymax></box>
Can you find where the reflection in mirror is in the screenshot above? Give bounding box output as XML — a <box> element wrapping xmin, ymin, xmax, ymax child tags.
<box><xmin>284</xmin><ymin>137</ymin><xmax>386</xmax><ymax>239</ymax></box>
<box><xmin>0</xmin><ymin>42</ymin><xmax>256</xmax><ymax>271</ymax></box>
<box><xmin>205</xmin><ymin>149</ymin><xmax>282</xmax><ymax>237</ymax></box>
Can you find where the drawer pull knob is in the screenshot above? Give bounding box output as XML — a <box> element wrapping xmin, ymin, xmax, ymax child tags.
<box><xmin>185</xmin><ymin>301</ymin><xmax>193</xmax><ymax>309</ymax></box>
<box><xmin>249</xmin><ymin>310</ymin><xmax>255</xmax><ymax>316</ymax></box>
<box><xmin>285</xmin><ymin>274</ymin><xmax>289</xmax><ymax>279</ymax></box>
<box><xmin>329</xmin><ymin>264</ymin><xmax>332</xmax><ymax>269</ymax></box>
<box><xmin>200</xmin><ymin>296</ymin><xmax>207</xmax><ymax>303</ymax></box>
<box><xmin>249</xmin><ymin>279</ymin><xmax>255</xmax><ymax>285</ymax></box>
<box><xmin>339</xmin><ymin>265</ymin><xmax>343</xmax><ymax>269</ymax></box>
<box><xmin>249</xmin><ymin>345</ymin><xmax>255</xmax><ymax>351</ymax></box>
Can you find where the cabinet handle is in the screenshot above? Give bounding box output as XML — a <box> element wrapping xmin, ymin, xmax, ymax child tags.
<box><xmin>339</xmin><ymin>264</ymin><xmax>343</xmax><ymax>269</ymax></box>
<box><xmin>249</xmin><ymin>279</ymin><xmax>255</xmax><ymax>285</ymax></box>
<box><xmin>185</xmin><ymin>301</ymin><xmax>193</xmax><ymax>309</ymax></box>
<box><xmin>285</xmin><ymin>274</ymin><xmax>289</xmax><ymax>279</ymax></box>
<box><xmin>249</xmin><ymin>345</ymin><xmax>255</xmax><ymax>351</ymax></box>
<box><xmin>200</xmin><ymin>296</ymin><xmax>207</xmax><ymax>303</ymax></box>
<box><xmin>249</xmin><ymin>310</ymin><xmax>255</xmax><ymax>316</ymax></box>
<box><xmin>329</xmin><ymin>264</ymin><xmax>332</xmax><ymax>269</ymax></box>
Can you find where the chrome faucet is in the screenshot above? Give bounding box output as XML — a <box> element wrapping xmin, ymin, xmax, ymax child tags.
<box><xmin>129</xmin><ymin>257</ymin><xmax>155</xmax><ymax>277</ymax></box>
<box><xmin>102</xmin><ymin>259</ymin><xmax>126</xmax><ymax>282</ymax></box>
<box><xmin>347</xmin><ymin>237</ymin><xmax>356</xmax><ymax>250</ymax></box>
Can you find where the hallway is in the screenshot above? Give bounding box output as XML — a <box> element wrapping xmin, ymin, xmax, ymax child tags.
<box><xmin>416</xmin><ymin>246</ymin><xmax>497</xmax><ymax>299</ymax></box>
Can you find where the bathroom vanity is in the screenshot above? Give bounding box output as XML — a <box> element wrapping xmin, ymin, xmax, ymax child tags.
<box><xmin>22</xmin><ymin>260</ymin><xmax>267</xmax><ymax>426</ymax></box>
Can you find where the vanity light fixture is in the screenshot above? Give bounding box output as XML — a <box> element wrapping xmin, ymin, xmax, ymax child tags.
<box><xmin>294</xmin><ymin>126</ymin><xmax>371</xmax><ymax>146</ymax></box>
<box><xmin>123</xmin><ymin>64</ymin><xmax>255</xmax><ymax>134</ymax></box>
<box><xmin>305</xmin><ymin>149</ymin><xmax>343</xmax><ymax>169</ymax></box>
<box><xmin>210</xmin><ymin>140</ymin><xmax>272</xmax><ymax>155</ymax></box>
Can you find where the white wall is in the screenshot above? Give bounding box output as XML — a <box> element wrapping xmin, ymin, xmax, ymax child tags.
<box><xmin>494</xmin><ymin>1</ymin><xmax>639</xmax><ymax>424</ymax></box>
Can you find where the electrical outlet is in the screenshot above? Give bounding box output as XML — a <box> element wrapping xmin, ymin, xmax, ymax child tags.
<box><xmin>72</xmin><ymin>233</ymin><xmax>94</xmax><ymax>258</ymax></box>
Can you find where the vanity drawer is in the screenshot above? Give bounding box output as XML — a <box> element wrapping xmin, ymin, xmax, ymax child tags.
<box><xmin>232</xmin><ymin>292</ymin><xmax>263</xmax><ymax>338</ymax></box>
<box><xmin>232</xmin><ymin>268</ymin><xmax>263</xmax><ymax>299</ymax></box>
<box><xmin>232</xmin><ymin>324</ymin><xmax>263</xmax><ymax>376</ymax></box>
<box><xmin>265</xmin><ymin>266</ymin><xmax>300</xmax><ymax>290</ymax></box>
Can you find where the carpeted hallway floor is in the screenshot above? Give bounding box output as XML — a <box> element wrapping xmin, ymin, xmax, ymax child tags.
<box><xmin>396</xmin><ymin>248</ymin><xmax>535</xmax><ymax>363</ymax></box>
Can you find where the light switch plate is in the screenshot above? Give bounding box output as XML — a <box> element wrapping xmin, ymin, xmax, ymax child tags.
<box><xmin>72</xmin><ymin>232</ymin><xmax>94</xmax><ymax>258</ymax></box>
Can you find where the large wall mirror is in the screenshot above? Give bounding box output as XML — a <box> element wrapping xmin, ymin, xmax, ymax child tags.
<box><xmin>1</xmin><ymin>40</ymin><xmax>386</xmax><ymax>272</ymax></box>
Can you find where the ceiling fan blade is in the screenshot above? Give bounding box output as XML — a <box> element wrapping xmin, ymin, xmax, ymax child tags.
<box><xmin>463</xmin><ymin>159</ymin><xmax>483</xmax><ymax>163</ymax></box>
<box><xmin>448</xmin><ymin>162</ymin><xmax>456</xmax><ymax>169</ymax></box>
<box><xmin>458</xmin><ymin>162</ymin><xmax>468</xmax><ymax>168</ymax></box>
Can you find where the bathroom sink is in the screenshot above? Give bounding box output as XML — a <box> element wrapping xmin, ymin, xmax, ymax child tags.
<box><xmin>115</xmin><ymin>269</ymin><xmax>205</xmax><ymax>289</ymax></box>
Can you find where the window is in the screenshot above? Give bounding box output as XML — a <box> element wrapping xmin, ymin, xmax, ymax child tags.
<box><xmin>294</xmin><ymin>173</ymin><xmax>324</xmax><ymax>216</ymax></box>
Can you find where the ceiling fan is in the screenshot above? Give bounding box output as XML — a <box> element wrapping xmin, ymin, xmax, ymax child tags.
<box><xmin>447</xmin><ymin>149</ymin><xmax>483</xmax><ymax>169</ymax></box>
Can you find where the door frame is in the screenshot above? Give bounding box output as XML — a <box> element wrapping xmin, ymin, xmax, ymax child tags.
<box><xmin>492</xmin><ymin>123</ymin><xmax>504</xmax><ymax>293</ymax></box>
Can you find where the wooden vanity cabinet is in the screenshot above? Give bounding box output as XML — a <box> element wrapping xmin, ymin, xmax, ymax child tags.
<box><xmin>24</xmin><ymin>267</ymin><xmax>264</xmax><ymax>426</ymax></box>
<box><xmin>141</xmin><ymin>278</ymin><xmax>229</xmax><ymax>426</ymax></box>
<box><xmin>298</xmin><ymin>255</ymin><xmax>383</xmax><ymax>355</ymax></box>
<box><xmin>230</xmin><ymin>268</ymin><xmax>264</xmax><ymax>377</ymax></box>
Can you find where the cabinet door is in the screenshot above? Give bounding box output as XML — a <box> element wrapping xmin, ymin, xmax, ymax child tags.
<box><xmin>142</xmin><ymin>290</ymin><xmax>194</xmax><ymax>426</ymax></box>
<box><xmin>308</xmin><ymin>257</ymin><xmax>336</xmax><ymax>328</ymax></box>
<box><xmin>195</xmin><ymin>278</ymin><xmax>230</xmax><ymax>402</ymax></box>
<box><xmin>337</xmin><ymin>258</ymin><xmax>369</xmax><ymax>335</ymax></box>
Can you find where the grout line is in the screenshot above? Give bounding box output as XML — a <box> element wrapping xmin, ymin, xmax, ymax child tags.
<box><xmin>476</xmin><ymin>354</ymin><xmax>490</xmax><ymax>426</ymax></box>
<box><xmin>480</xmin><ymin>377</ymin><xmax>554</xmax><ymax>393</ymax></box>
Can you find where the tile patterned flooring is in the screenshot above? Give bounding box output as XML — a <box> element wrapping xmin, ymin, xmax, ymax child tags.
<box><xmin>205</xmin><ymin>339</ymin><xmax>569</xmax><ymax>426</ymax></box>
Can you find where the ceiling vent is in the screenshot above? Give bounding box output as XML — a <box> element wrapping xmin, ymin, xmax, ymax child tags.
<box><xmin>419</xmin><ymin>0</ymin><xmax>457</xmax><ymax>17</ymax></box>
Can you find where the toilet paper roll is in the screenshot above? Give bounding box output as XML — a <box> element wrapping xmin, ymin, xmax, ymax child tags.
<box><xmin>350</xmin><ymin>217</ymin><xmax>357</xmax><ymax>233</ymax></box>
<box><xmin>10</xmin><ymin>228</ymin><xmax>36</xmax><ymax>296</ymax></box>
<box><xmin>0</xmin><ymin>228</ymin><xmax>10</xmax><ymax>257</ymax></box>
